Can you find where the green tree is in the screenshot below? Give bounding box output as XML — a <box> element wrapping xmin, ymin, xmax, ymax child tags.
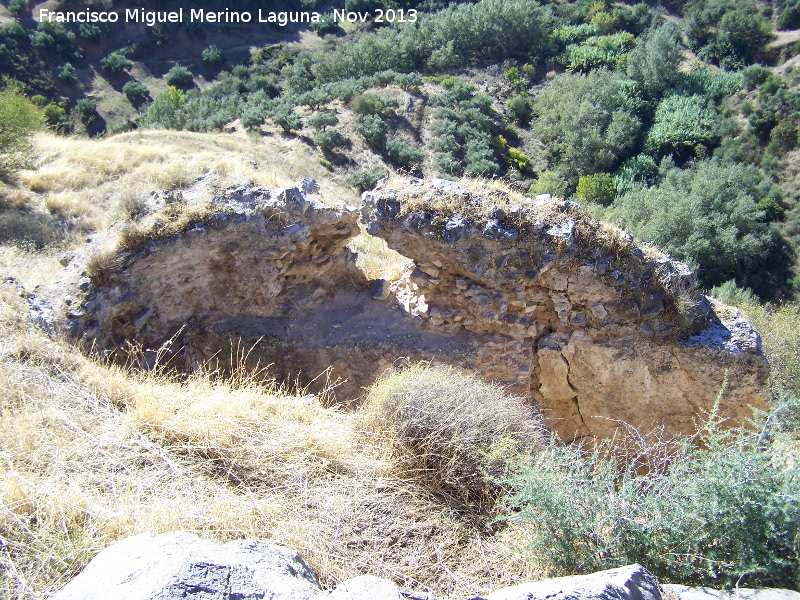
<box><xmin>308</xmin><ymin>110</ymin><xmax>338</xmax><ymax>132</ymax></box>
<box><xmin>314</xmin><ymin>127</ymin><xmax>345</xmax><ymax>152</ymax></box>
<box><xmin>352</xmin><ymin>114</ymin><xmax>388</xmax><ymax>149</ymax></box>
<box><xmin>626</xmin><ymin>22</ymin><xmax>683</xmax><ymax>100</ymax></box>
<box><xmin>122</xmin><ymin>81</ymin><xmax>149</xmax><ymax>105</ymax></box>
<box><xmin>386</xmin><ymin>137</ymin><xmax>424</xmax><ymax>168</ymax></box>
<box><xmin>0</xmin><ymin>84</ymin><xmax>43</xmax><ymax>179</ymax></box>
<box><xmin>142</xmin><ymin>87</ymin><xmax>186</xmax><ymax>130</ymax></box>
<box><xmin>533</xmin><ymin>69</ymin><xmax>642</xmax><ymax>185</ymax></box>
<box><xmin>100</xmin><ymin>52</ymin><xmax>133</xmax><ymax>75</ymax></box>
<box><xmin>602</xmin><ymin>159</ymin><xmax>778</xmax><ymax>290</ymax></box>
<box><xmin>270</xmin><ymin>103</ymin><xmax>301</xmax><ymax>133</ymax></box>
<box><xmin>165</xmin><ymin>65</ymin><xmax>194</xmax><ymax>88</ymax></box>
<box><xmin>719</xmin><ymin>2</ymin><xmax>772</xmax><ymax>66</ymax></box>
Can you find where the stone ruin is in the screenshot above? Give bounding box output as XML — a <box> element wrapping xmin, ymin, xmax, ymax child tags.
<box><xmin>39</xmin><ymin>176</ymin><xmax>769</xmax><ymax>442</ymax></box>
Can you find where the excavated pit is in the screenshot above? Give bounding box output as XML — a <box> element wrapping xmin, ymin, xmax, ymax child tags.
<box><xmin>42</xmin><ymin>177</ymin><xmax>770</xmax><ymax>442</ymax></box>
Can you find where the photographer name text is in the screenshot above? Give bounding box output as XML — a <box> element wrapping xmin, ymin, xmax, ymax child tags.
<box><xmin>37</xmin><ymin>8</ymin><xmax>418</xmax><ymax>27</ymax></box>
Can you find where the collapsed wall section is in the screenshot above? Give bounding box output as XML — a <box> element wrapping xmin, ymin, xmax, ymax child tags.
<box><xmin>48</xmin><ymin>179</ymin><xmax>477</xmax><ymax>399</ymax></box>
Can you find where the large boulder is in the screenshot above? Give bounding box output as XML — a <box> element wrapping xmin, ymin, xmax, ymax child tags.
<box><xmin>663</xmin><ymin>585</ymin><xmax>800</xmax><ymax>600</ymax></box>
<box><xmin>51</xmin><ymin>531</ymin><xmax>323</xmax><ymax>600</ymax></box>
<box><xmin>483</xmin><ymin>564</ymin><xmax>662</xmax><ymax>600</ymax></box>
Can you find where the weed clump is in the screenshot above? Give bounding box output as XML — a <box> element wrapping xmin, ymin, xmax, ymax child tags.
<box><xmin>506</xmin><ymin>400</ymin><xmax>800</xmax><ymax>588</ymax></box>
<box><xmin>363</xmin><ymin>364</ymin><xmax>545</xmax><ymax>512</ymax></box>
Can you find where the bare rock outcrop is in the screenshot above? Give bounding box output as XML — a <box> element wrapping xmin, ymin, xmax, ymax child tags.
<box><xmin>52</xmin><ymin>531</ymin><xmax>322</xmax><ymax>600</ymax></box>
<box><xmin>43</xmin><ymin>176</ymin><xmax>768</xmax><ymax>442</ymax></box>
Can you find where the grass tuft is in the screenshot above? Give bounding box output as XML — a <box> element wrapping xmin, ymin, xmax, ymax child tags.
<box><xmin>362</xmin><ymin>364</ymin><xmax>546</xmax><ymax>512</ymax></box>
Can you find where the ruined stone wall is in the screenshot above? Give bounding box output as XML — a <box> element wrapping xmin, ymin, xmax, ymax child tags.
<box><xmin>361</xmin><ymin>178</ymin><xmax>769</xmax><ymax>441</ymax></box>
<box><xmin>45</xmin><ymin>177</ymin><xmax>769</xmax><ymax>442</ymax></box>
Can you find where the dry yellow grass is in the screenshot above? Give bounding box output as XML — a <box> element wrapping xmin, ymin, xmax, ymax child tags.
<box><xmin>0</xmin><ymin>287</ymin><xmax>544</xmax><ymax>600</ymax></box>
<box><xmin>18</xmin><ymin>130</ymin><xmax>359</xmax><ymax>235</ymax></box>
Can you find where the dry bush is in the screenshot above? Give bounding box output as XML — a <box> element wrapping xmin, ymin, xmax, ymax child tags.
<box><xmin>362</xmin><ymin>364</ymin><xmax>546</xmax><ymax>512</ymax></box>
<box><xmin>0</xmin><ymin>290</ymin><xmax>544</xmax><ymax>600</ymax></box>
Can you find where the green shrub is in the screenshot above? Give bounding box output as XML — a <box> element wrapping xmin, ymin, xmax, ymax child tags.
<box><xmin>269</xmin><ymin>103</ymin><xmax>301</xmax><ymax>133</ymax></box>
<box><xmin>626</xmin><ymin>22</ymin><xmax>683</xmax><ymax>100</ymax></box>
<box><xmin>8</xmin><ymin>0</ymin><xmax>27</xmax><ymax>16</ymax></box>
<box><xmin>165</xmin><ymin>65</ymin><xmax>194</xmax><ymax>87</ymax></box>
<box><xmin>506</xmin><ymin>95</ymin><xmax>531</xmax><ymax>125</ymax></box>
<box><xmin>646</xmin><ymin>94</ymin><xmax>718</xmax><ymax>158</ymax></box>
<box><xmin>614</xmin><ymin>154</ymin><xmax>658</xmax><ymax>194</ymax></box>
<box><xmin>506</xmin><ymin>147</ymin><xmax>530</xmax><ymax>172</ymax></box>
<box><xmin>534</xmin><ymin>69</ymin><xmax>641</xmax><ymax>184</ymax></box>
<box><xmin>100</xmin><ymin>52</ymin><xmax>133</xmax><ymax>75</ymax></box>
<box><xmin>141</xmin><ymin>87</ymin><xmax>185</xmax><ymax>130</ymax></box>
<box><xmin>345</xmin><ymin>165</ymin><xmax>386</xmax><ymax>191</ymax></box>
<box><xmin>201</xmin><ymin>45</ymin><xmax>225</xmax><ymax>67</ymax></box>
<box><xmin>79</xmin><ymin>23</ymin><xmax>101</xmax><ymax>42</ymax></box>
<box><xmin>57</xmin><ymin>62</ymin><xmax>77</xmax><ymax>83</ymax></box>
<box><xmin>770</xmin><ymin>120</ymin><xmax>798</xmax><ymax>151</ymax></box>
<box><xmin>310</xmin><ymin>0</ymin><xmax>551</xmax><ymax>82</ymax></box>
<box><xmin>75</xmin><ymin>97</ymin><xmax>97</xmax><ymax>125</ymax></box>
<box><xmin>528</xmin><ymin>171</ymin><xmax>568</xmax><ymax>198</ymax></box>
<box><xmin>0</xmin><ymin>84</ymin><xmax>43</xmax><ymax>179</ymax></box>
<box><xmin>310</xmin><ymin>13</ymin><xmax>342</xmax><ymax>36</ymax></box>
<box><xmin>314</xmin><ymin>127</ymin><xmax>345</xmax><ymax>152</ymax></box>
<box><xmin>602</xmin><ymin>159</ymin><xmax>779</xmax><ymax>291</ymax></box>
<box><xmin>757</xmin><ymin>197</ymin><xmax>785</xmax><ymax>221</ymax></box>
<box><xmin>308</xmin><ymin>110</ymin><xmax>338</xmax><ymax>132</ymax></box>
<box><xmin>560</xmin><ymin>32</ymin><xmax>635</xmax><ymax>72</ymax></box>
<box><xmin>240</xmin><ymin>105</ymin><xmax>266</xmax><ymax>130</ymax></box>
<box><xmin>352</xmin><ymin>113</ymin><xmax>388</xmax><ymax>149</ymax></box>
<box><xmin>43</xmin><ymin>103</ymin><xmax>66</xmax><ymax>128</ymax></box>
<box><xmin>351</xmin><ymin>92</ymin><xmax>393</xmax><ymax>116</ymax></box>
<box><xmin>779</xmin><ymin>0</ymin><xmax>800</xmax><ymax>29</ymax></box>
<box><xmin>433</xmin><ymin>152</ymin><xmax>462</xmax><ymax>177</ymax></box>
<box><xmin>364</xmin><ymin>364</ymin><xmax>543</xmax><ymax>510</ymax></box>
<box><xmin>576</xmin><ymin>173</ymin><xmax>615</xmax><ymax>205</ymax></box>
<box><xmin>122</xmin><ymin>81</ymin><xmax>149</xmax><ymax>104</ymax></box>
<box><xmin>385</xmin><ymin>137</ymin><xmax>424</xmax><ymax>168</ymax></box>
<box><xmin>506</xmin><ymin>401</ymin><xmax>800</xmax><ymax>588</ymax></box>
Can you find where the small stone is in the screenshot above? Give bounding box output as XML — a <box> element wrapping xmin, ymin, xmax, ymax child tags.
<box><xmin>589</xmin><ymin>302</ymin><xmax>608</xmax><ymax>320</ymax></box>
<box><xmin>441</xmin><ymin>215</ymin><xmax>470</xmax><ymax>243</ymax></box>
<box><xmin>58</xmin><ymin>251</ymin><xmax>75</xmax><ymax>267</ymax></box>
<box><xmin>418</xmin><ymin>263</ymin><xmax>440</xmax><ymax>278</ymax></box>
<box><xmin>639</xmin><ymin>323</ymin><xmax>655</xmax><ymax>337</ymax></box>
<box><xmin>641</xmin><ymin>293</ymin><xmax>664</xmax><ymax>318</ymax></box>
<box><xmin>370</xmin><ymin>279</ymin><xmax>391</xmax><ymax>301</ymax></box>
<box><xmin>488</xmin><ymin>205</ymin><xmax>507</xmax><ymax>221</ymax></box>
<box><xmin>473</xmin><ymin>294</ymin><xmax>490</xmax><ymax>306</ymax></box>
